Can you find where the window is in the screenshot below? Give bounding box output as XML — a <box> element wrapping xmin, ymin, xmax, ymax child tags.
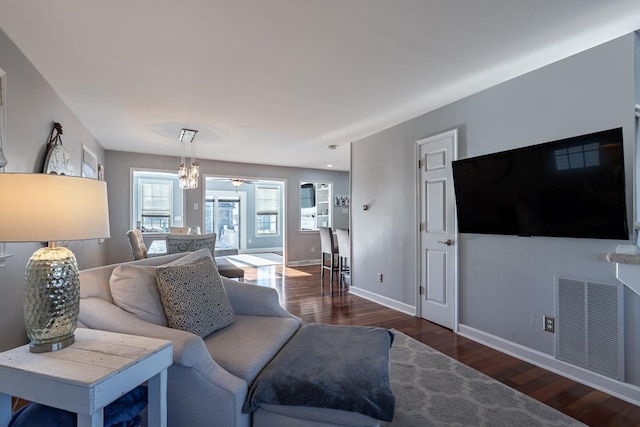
<box><xmin>256</xmin><ymin>186</ymin><xmax>279</xmax><ymax>235</ymax></box>
<box><xmin>132</xmin><ymin>170</ymin><xmax>184</xmax><ymax>233</ymax></box>
<box><xmin>554</xmin><ymin>143</ymin><xmax>600</xmax><ymax>170</ymax></box>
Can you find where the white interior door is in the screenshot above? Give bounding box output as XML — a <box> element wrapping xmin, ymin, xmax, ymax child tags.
<box><xmin>418</xmin><ymin>129</ymin><xmax>458</xmax><ymax>330</ymax></box>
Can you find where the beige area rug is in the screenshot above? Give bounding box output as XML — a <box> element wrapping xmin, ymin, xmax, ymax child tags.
<box><xmin>383</xmin><ymin>331</ymin><xmax>586</xmax><ymax>426</ymax></box>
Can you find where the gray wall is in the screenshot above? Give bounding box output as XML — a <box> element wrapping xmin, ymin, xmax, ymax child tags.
<box><xmin>0</xmin><ymin>25</ymin><xmax>348</xmax><ymax>352</ymax></box>
<box><xmin>105</xmin><ymin>150</ymin><xmax>349</xmax><ymax>265</ymax></box>
<box><xmin>0</xmin><ymin>28</ymin><xmax>107</xmax><ymax>351</ymax></box>
<box><xmin>351</xmin><ymin>32</ymin><xmax>640</xmax><ymax>387</ymax></box>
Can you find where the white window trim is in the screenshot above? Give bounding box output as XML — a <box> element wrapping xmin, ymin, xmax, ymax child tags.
<box><xmin>130</xmin><ymin>168</ymin><xmax>185</xmax><ymax>234</ymax></box>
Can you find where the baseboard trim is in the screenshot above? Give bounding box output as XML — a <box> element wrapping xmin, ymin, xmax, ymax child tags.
<box><xmin>458</xmin><ymin>324</ymin><xmax>640</xmax><ymax>407</ymax></box>
<box><xmin>287</xmin><ymin>259</ymin><xmax>320</xmax><ymax>267</ymax></box>
<box><xmin>244</xmin><ymin>247</ymin><xmax>282</xmax><ymax>254</ymax></box>
<box><xmin>348</xmin><ymin>286</ymin><xmax>416</xmax><ymax>316</ymax></box>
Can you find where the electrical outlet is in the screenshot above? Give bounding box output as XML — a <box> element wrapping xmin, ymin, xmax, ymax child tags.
<box><xmin>543</xmin><ymin>315</ymin><xmax>555</xmax><ymax>333</ymax></box>
<box><xmin>311</xmin><ymin>247</ymin><xmax>315</xmax><ymax>253</ymax></box>
<box><xmin>377</xmin><ymin>273</ymin><xmax>383</xmax><ymax>283</ymax></box>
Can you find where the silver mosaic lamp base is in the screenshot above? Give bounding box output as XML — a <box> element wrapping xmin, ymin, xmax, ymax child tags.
<box><xmin>24</xmin><ymin>244</ymin><xmax>79</xmax><ymax>353</ymax></box>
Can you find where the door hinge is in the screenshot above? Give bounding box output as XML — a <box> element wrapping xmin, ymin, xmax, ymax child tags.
<box><xmin>419</xmin><ymin>286</ymin><xmax>424</xmax><ymax>295</ymax></box>
<box><xmin>419</xmin><ymin>223</ymin><xmax>424</xmax><ymax>232</ymax></box>
<box><xmin>418</xmin><ymin>159</ymin><xmax>422</xmax><ymax>169</ymax></box>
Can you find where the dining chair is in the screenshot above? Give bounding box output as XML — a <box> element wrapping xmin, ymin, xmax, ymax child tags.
<box><xmin>126</xmin><ymin>229</ymin><xmax>147</xmax><ymax>260</ymax></box>
<box><xmin>319</xmin><ymin>227</ymin><xmax>340</xmax><ymax>292</ymax></box>
<box><xmin>166</xmin><ymin>232</ymin><xmax>217</xmax><ymax>255</ymax></box>
<box><xmin>335</xmin><ymin>228</ymin><xmax>350</xmax><ymax>288</ymax></box>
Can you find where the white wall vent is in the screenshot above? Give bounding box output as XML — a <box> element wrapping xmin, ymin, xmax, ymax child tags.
<box><xmin>556</xmin><ymin>277</ymin><xmax>624</xmax><ymax>381</ymax></box>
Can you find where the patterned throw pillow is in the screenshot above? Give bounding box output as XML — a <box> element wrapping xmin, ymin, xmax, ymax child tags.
<box><xmin>155</xmin><ymin>257</ymin><xmax>235</xmax><ymax>337</ymax></box>
<box><xmin>108</xmin><ymin>248</ymin><xmax>214</xmax><ymax>326</ymax></box>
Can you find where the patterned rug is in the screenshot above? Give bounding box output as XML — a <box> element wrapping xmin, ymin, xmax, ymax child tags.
<box><xmin>382</xmin><ymin>331</ymin><xmax>586</xmax><ymax>426</ymax></box>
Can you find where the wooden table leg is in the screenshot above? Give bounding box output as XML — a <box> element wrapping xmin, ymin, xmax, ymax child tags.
<box><xmin>0</xmin><ymin>393</ymin><xmax>11</xmax><ymax>427</ymax></box>
<box><xmin>77</xmin><ymin>408</ymin><xmax>103</xmax><ymax>427</ymax></box>
<box><xmin>147</xmin><ymin>368</ymin><xmax>168</xmax><ymax>427</ymax></box>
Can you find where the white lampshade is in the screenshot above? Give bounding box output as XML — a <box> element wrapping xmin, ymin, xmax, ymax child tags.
<box><xmin>0</xmin><ymin>173</ymin><xmax>110</xmax><ymax>242</ymax></box>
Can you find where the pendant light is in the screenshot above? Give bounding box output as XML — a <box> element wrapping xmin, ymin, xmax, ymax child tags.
<box><xmin>178</xmin><ymin>128</ymin><xmax>199</xmax><ymax>190</ymax></box>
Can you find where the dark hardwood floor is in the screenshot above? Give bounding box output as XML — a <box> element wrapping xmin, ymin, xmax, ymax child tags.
<box><xmin>242</xmin><ymin>262</ymin><xmax>640</xmax><ymax>427</ymax></box>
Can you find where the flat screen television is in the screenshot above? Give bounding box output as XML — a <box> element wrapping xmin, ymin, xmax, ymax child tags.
<box><xmin>300</xmin><ymin>183</ymin><xmax>316</xmax><ymax>208</ymax></box>
<box><xmin>451</xmin><ymin>127</ymin><xmax>628</xmax><ymax>240</ymax></box>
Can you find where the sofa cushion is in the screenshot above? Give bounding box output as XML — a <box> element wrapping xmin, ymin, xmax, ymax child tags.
<box><xmin>204</xmin><ymin>315</ymin><xmax>300</xmax><ymax>384</ymax></box>
<box><xmin>156</xmin><ymin>257</ymin><xmax>236</xmax><ymax>337</ymax></box>
<box><xmin>109</xmin><ymin>249</ymin><xmax>214</xmax><ymax>325</ymax></box>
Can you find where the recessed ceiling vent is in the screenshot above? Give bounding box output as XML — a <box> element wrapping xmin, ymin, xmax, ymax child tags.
<box><xmin>556</xmin><ymin>277</ymin><xmax>624</xmax><ymax>381</ymax></box>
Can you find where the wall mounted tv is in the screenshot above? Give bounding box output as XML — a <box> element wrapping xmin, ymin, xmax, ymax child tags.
<box><xmin>300</xmin><ymin>183</ymin><xmax>316</xmax><ymax>208</ymax></box>
<box><xmin>451</xmin><ymin>127</ymin><xmax>628</xmax><ymax>240</ymax></box>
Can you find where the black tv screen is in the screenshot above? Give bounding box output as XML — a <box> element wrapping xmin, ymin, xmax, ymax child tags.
<box><xmin>452</xmin><ymin>127</ymin><xmax>628</xmax><ymax>240</ymax></box>
<box><xmin>300</xmin><ymin>183</ymin><xmax>316</xmax><ymax>208</ymax></box>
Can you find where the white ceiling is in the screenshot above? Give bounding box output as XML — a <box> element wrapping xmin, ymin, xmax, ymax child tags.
<box><xmin>1</xmin><ymin>1</ymin><xmax>640</xmax><ymax>172</ymax></box>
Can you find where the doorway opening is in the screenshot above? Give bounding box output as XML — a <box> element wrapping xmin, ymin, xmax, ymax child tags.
<box><xmin>204</xmin><ymin>176</ymin><xmax>285</xmax><ymax>264</ymax></box>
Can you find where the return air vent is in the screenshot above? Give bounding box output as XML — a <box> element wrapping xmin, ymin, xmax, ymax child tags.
<box><xmin>556</xmin><ymin>277</ymin><xmax>624</xmax><ymax>381</ymax></box>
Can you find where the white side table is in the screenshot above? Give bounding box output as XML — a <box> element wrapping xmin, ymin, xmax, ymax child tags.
<box><xmin>0</xmin><ymin>328</ymin><xmax>172</xmax><ymax>427</ymax></box>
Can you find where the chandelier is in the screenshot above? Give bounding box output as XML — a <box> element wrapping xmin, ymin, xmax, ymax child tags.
<box><xmin>178</xmin><ymin>128</ymin><xmax>199</xmax><ymax>190</ymax></box>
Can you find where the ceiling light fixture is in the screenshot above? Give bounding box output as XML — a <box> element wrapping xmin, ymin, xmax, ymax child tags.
<box><xmin>178</xmin><ymin>128</ymin><xmax>199</xmax><ymax>190</ymax></box>
<box><xmin>231</xmin><ymin>179</ymin><xmax>244</xmax><ymax>187</ymax></box>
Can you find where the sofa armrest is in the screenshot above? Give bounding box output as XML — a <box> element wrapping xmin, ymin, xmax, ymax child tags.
<box><xmin>80</xmin><ymin>297</ymin><xmax>210</xmax><ymax>368</ymax></box>
<box><xmin>80</xmin><ymin>297</ymin><xmax>251</xmax><ymax>425</ymax></box>
<box><xmin>222</xmin><ymin>277</ymin><xmax>302</xmax><ymax>324</ymax></box>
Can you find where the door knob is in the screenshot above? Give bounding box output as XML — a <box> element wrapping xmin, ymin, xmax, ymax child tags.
<box><xmin>438</xmin><ymin>239</ymin><xmax>454</xmax><ymax>246</ymax></box>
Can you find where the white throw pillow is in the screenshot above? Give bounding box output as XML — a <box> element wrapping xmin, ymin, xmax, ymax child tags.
<box><xmin>110</xmin><ymin>265</ymin><xmax>167</xmax><ymax>326</ymax></box>
<box><xmin>156</xmin><ymin>257</ymin><xmax>235</xmax><ymax>337</ymax></box>
<box><xmin>109</xmin><ymin>248</ymin><xmax>215</xmax><ymax>326</ymax></box>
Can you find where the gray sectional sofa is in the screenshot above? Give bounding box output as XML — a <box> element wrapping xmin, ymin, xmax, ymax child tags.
<box><xmin>78</xmin><ymin>249</ymin><xmax>301</xmax><ymax>426</ymax></box>
<box><xmin>78</xmin><ymin>249</ymin><xmax>384</xmax><ymax>427</ymax></box>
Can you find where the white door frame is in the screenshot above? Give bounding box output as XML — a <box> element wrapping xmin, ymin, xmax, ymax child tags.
<box><xmin>415</xmin><ymin>129</ymin><xmax>459</xmax><ymax>331</ymax></box>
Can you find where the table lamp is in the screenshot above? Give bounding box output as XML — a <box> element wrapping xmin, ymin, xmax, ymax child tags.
<box><xmin>0</xmin><ymin>173</ymin><xmax>110</xmax><ymax>352</ymax></box>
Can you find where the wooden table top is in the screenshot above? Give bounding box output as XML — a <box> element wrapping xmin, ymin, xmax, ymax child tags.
<box><xmin>0</xmin><ymin>328</ymin><xmax>172</xmax><ymax>387</ymax></box>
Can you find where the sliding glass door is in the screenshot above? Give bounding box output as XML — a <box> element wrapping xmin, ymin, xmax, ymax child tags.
<box><xmin>205</xmin><ymin>192</ymin><xmax>245</xmax><ymax>253</ymax></box>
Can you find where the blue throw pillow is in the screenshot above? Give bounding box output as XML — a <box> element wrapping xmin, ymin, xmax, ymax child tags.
<box><xmin>9</xmin><ymin>385</ymin><xmax>148</xmax><ymax>427</ymax></box>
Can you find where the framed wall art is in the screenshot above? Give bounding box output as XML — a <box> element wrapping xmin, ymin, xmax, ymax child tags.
<box><xmin>0</xmin><ymin>68</ymin><xmax>7</xmax><ymax>170</ymax></box>
<box><xmin>334</xmin><ymin>195</ymin><xmax>350</xmax><ymax>207</ymax></box>
<box><xmin>81</xmin><ymin>144</ymin><xmax>98</xmax><ymax>179</ymax></box>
